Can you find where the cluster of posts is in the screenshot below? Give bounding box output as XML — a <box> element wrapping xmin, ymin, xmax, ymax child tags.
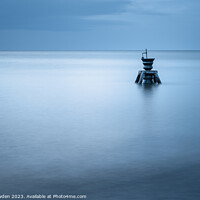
<box><xmin>135</xmin><ymin>49</ymin><xmax>161</xmax><ymax>84</ymax></box>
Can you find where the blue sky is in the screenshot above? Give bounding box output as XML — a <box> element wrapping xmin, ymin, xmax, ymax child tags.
<box><xmin>0</xmin><ymin>0</ymin><xmax>199</xmax><ymax>50</ymax></box>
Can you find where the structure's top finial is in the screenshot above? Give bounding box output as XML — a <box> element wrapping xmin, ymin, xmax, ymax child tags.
<box><xmin>142</xmin><ymin>49</ymin><xmax>148</xmax><ymax>59</ymax></box>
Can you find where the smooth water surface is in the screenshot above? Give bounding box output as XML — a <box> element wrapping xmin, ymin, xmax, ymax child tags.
<box><xmin>0</xmin><ymin>51</ymin><xmax>200</xmax><ymax>199</ymax></box>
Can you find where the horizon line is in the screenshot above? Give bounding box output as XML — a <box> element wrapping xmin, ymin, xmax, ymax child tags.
<box><xmin>0</xmin><ymin>50</ymin><xmax>200</xmax><ymax>52</ymax></box>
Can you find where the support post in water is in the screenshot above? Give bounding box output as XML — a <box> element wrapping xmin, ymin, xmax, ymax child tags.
<box><xmin>135</xmin><ymin>49</ymin><xmax>161</xmax><ymax>84</ymax></box>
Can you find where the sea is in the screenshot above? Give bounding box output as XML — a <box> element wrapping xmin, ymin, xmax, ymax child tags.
<box><xmin>0</xmin><ymin>51</ymin><xmax>200</xmax><ymax>200</ymax></box>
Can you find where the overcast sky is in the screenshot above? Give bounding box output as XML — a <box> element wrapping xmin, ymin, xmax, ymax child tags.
<box><xmin>0</xmin><ymin>0</ymin><xmax>199</xmax><ymax>50</ymax></box>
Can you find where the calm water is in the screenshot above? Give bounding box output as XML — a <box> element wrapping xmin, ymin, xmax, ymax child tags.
<box><xmin>0</xmin><ymin>51</ymin><xmax>200</xmax><ymax>199</ymax></box>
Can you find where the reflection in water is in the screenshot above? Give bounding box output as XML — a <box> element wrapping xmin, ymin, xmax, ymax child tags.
<box><xmin>138</xmin><ymin>84</ymin><xmax>160</xmax><ymax>97</ymax></box>
<box><xmin>0</xmin><ymin>51</ymin><xmax>200</xmax><ymax>199</ymax></box>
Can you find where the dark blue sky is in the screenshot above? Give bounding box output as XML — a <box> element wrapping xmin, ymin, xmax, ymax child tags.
<box><xmin>0</xmin><ymin>0</ymin><xmax>199</xmax><ymax>50</ymax></box>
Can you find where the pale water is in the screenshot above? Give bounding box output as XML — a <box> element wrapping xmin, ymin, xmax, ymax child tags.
<box><xmin>0</xmin><ymin>51</ymin><xmax>200</xmax><ymax>199</ymax></box>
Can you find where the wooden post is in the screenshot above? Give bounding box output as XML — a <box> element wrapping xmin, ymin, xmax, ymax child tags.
<box><xmin>155</xmin><ymin>73</ymin><xmax>161</xmax><ymax>84</ymax></box>
<box><xmin>138</xmin><ymin>71</ymin><xmax>144</xmax><ymax>84</ymax></box>
<box><xmin>135</xmin><ymin>71</ymin><xmax>141</xmax><ymax>83</ymax></box>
